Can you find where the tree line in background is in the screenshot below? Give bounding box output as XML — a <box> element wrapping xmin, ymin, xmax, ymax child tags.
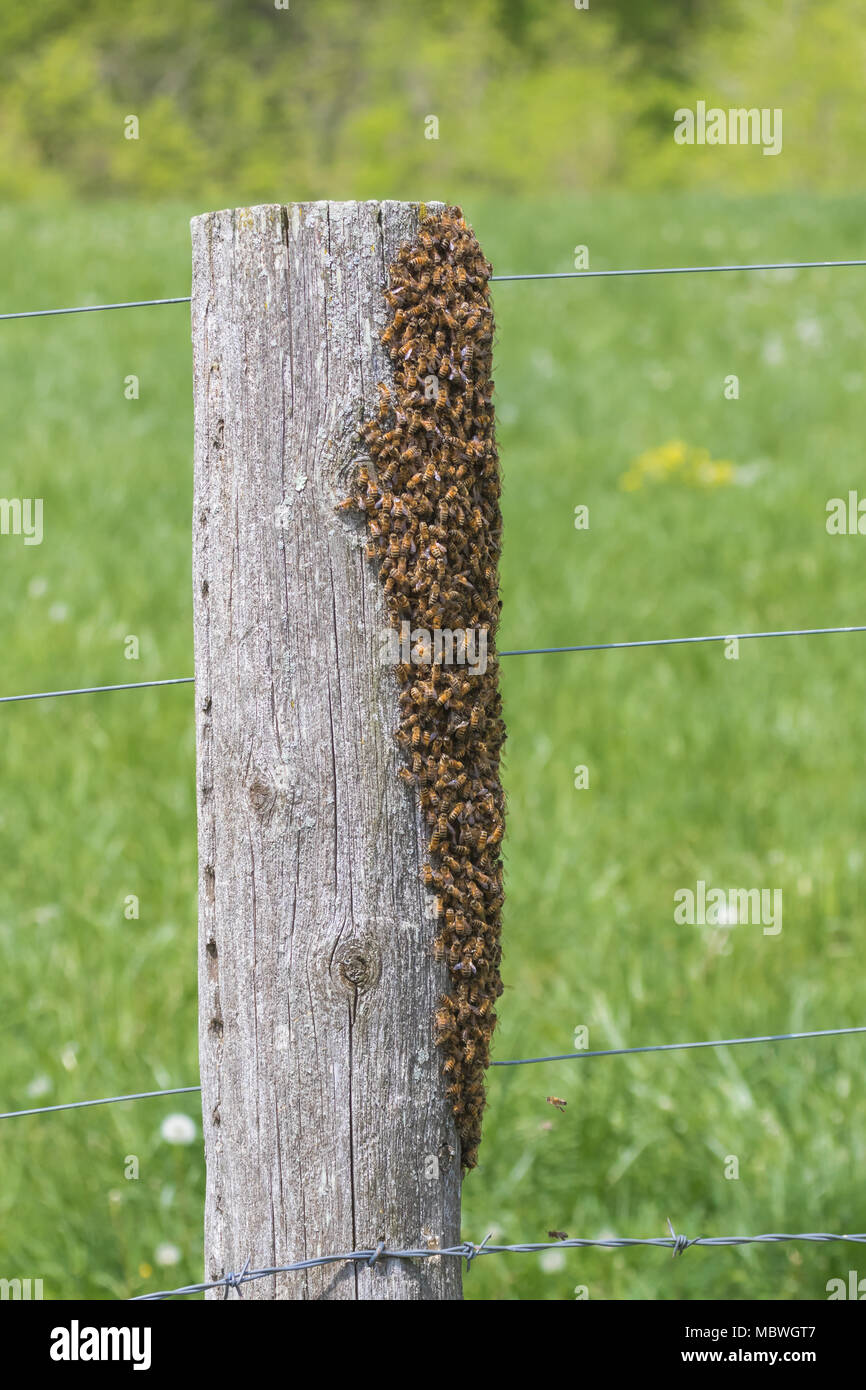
<box><xmin>0</xmin><ymin>0</ymin><xmax>861</xmax><ymax>201</ymax></box>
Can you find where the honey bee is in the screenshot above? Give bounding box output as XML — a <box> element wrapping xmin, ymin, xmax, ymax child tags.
<box><xmin>339</xmin><ymin>206</ymin><xmax>502</xmax><ymax>1173</ymax></box>
<box><xmin>546</xmin><ymin>1097</ymin><xmax>568</xmax><ymax>1114</ymax></box>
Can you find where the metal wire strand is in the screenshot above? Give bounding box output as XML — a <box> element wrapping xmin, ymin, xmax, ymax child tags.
<box><xmin>132</xmin><ymin>1230</ymin><xmax>866</xmax><ymax>1299</ymax></box>
<box><xmin>0</xmin><ymin>297</ymin><xmax>191</xmax><ymax>321</ymax></box>
<box><xmin>4</xmin><ymin>259</ymin><xmax>865</xmax><ymax>320</ymax></box>
<box><xmin>498</xmin><ymin>624</ymin><xmax>866</xmax><ymax>658</ymax></box>
<box><xmin>4</xmin><ymin>625</ymin><xmax>866</xmax><ymax>705</ymax></box>
<box><xmin>490</xmin><ymin>258</ymin><xmax>866</xmax><ymax>282</ymax></box>
<box><xmin>0</xmin><ymin>1086</ymin><xmax>202</xmax><ymax>1120</ymax></box>
<box><xmin>5</xmin><ymin>1023</ymin><xmax>864</xmax><ymax>1119</ymax></box>
<box><xmin>0</xmin><ymin>677</ymin><xmax>195</xmax><ymax>705</ymax></box>
<box><xmin>490</xmin><ymin>1024</ymin><xmax>866</xmax><ymax>1067</ymax></box>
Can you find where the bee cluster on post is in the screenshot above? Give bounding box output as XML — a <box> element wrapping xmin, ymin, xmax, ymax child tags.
<box><xmin>340</xmin><ymin>205</ymin><xmax>505</xmax><ymax>1170</ymax></box>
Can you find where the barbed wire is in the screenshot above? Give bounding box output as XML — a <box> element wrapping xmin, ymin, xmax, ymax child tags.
<box><xmin>132</xmin><ymin>1227</ymin><xmax>866</xmax><ymax>1299</ymax></box>
<box><xmin>4</xmin><ymin>624</ymin><xmax>866</xmax><ymax>707</ymax></box>
<box><xmin>3</xmin><ymin>258</ymin><xmax>865</xmax><ymax>322</ymax></box>
<box><xmin>5</xmin><ymin>1023</ymin><xmax>864</xmax><ymax>1120</ymax></box>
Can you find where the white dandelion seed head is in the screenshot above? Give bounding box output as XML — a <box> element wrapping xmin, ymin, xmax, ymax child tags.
<box><xmin>160</xmin><ymin>1113</ymin><xmax>197</xmax><ymax>1145</ymax></box>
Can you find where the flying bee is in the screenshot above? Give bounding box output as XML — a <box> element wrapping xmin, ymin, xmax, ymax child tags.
<box><xmin>546</xmin><ymin>1096</ymin><xmax>567</xmax><ymax>1114</ymax></box>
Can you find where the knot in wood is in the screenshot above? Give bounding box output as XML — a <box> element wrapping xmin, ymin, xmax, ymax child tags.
<box><xmin>333</xmin><ymin>940</ymin><xmax>380</xmax><ymax>996</ymax></box>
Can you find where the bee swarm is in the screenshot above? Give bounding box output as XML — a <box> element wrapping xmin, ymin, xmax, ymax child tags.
<box><xmin>341</xmin><ymin>205</ymin><xmax>505</xmax><ymax>1170</ymax></box>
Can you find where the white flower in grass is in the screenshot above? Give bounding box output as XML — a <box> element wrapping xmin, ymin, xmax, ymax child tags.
<box><xmin>27</xmin><ymin>1075</ymin><xmax>52</xmax><ymax>1098</ymax></box>
<box><xmin>539</xmin><ymin>1248</ymin><xmax>566</xmax><ymax>1272</ymax></box>
<box><xmin>28</xmin><ymin>577</ymin><xmax>47</xmax><ymax>598</ymax></box>
<box><xmin>155</xmin><ymin>1243</ymin><xmax>181</xmax><ymax>1267</ymax></box>
<box><xmin>160</xmin><ymin>1113</ymin><xmax>197</xmax><ymax>1145</ymax></box>
<box><xmin>48</xmin><ymin>603</ymin><xmax>69</xmax><ymax>623</ymax></box>
<box><xmin>795</xmin><ymin>317</ymin><xmax>822</xmax><ymax>348</ymax></box>
<box><xmin>60</xmin><ymin>1044</ymin><xmax>78</xmax><ymax>1071</ymax></box>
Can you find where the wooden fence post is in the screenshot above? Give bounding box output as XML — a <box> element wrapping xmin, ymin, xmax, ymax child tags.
<box><xmin>190</xmin><ymin>202</ymin><xmax>463</xmax><ymax>1300</ymax></box>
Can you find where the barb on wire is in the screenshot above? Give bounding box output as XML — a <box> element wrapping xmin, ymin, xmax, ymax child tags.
<box><xmin>133</xmin><ymin>1229</ymin><xmax>866</xmax><ymax>1299</ymax></box>
<box><xmin>0</xmin><ymin>677</ymin><xmax>195</xmax><ymax>706</ymax></box>
<box><xmin>5</xmin><ymin>1023</ymin><xmax>865</xmax><ymax>1118</ymax></box>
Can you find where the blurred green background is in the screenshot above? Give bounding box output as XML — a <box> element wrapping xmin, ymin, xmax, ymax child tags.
<box><xmin>0</xmin><ymin>1</ymin><xmax>864</xmax><ymax>1301</ymax></box>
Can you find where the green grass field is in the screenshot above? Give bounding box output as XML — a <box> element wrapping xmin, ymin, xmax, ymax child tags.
<box><xmin>1</xmin><ymin>193</ymin><xmax>864</xmax><ymax>1301</ymax></box>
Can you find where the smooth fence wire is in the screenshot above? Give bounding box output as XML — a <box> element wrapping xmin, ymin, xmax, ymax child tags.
<box><xmin>4</xmin><ymin>1024</ymin><xmax>865</xmax><ymax>1119</ymax></box>
<box><xmin>3</xmin><ymin>257</ymin><xmax>866</xmax><ymax>320</ymax></box>
<box><xmin>132</xmin><ymin>1229</ymin><xmax>866</xmax><ymax>1300</ymax></box>
<box><xmin>0</xmin><ymin>677</ymin><xmax>195</xmax><ymax>705</ymax></box>
<box><xmin>4</xmin><ymin>626</ymin><xmax>866</xmax><ymax>706</ymax></box>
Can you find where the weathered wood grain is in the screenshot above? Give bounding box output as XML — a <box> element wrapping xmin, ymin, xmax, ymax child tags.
<box><xmin>191</xmin><ymin>201</ymin><xmax>462</xmax><ymax>1300</ymax></box>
